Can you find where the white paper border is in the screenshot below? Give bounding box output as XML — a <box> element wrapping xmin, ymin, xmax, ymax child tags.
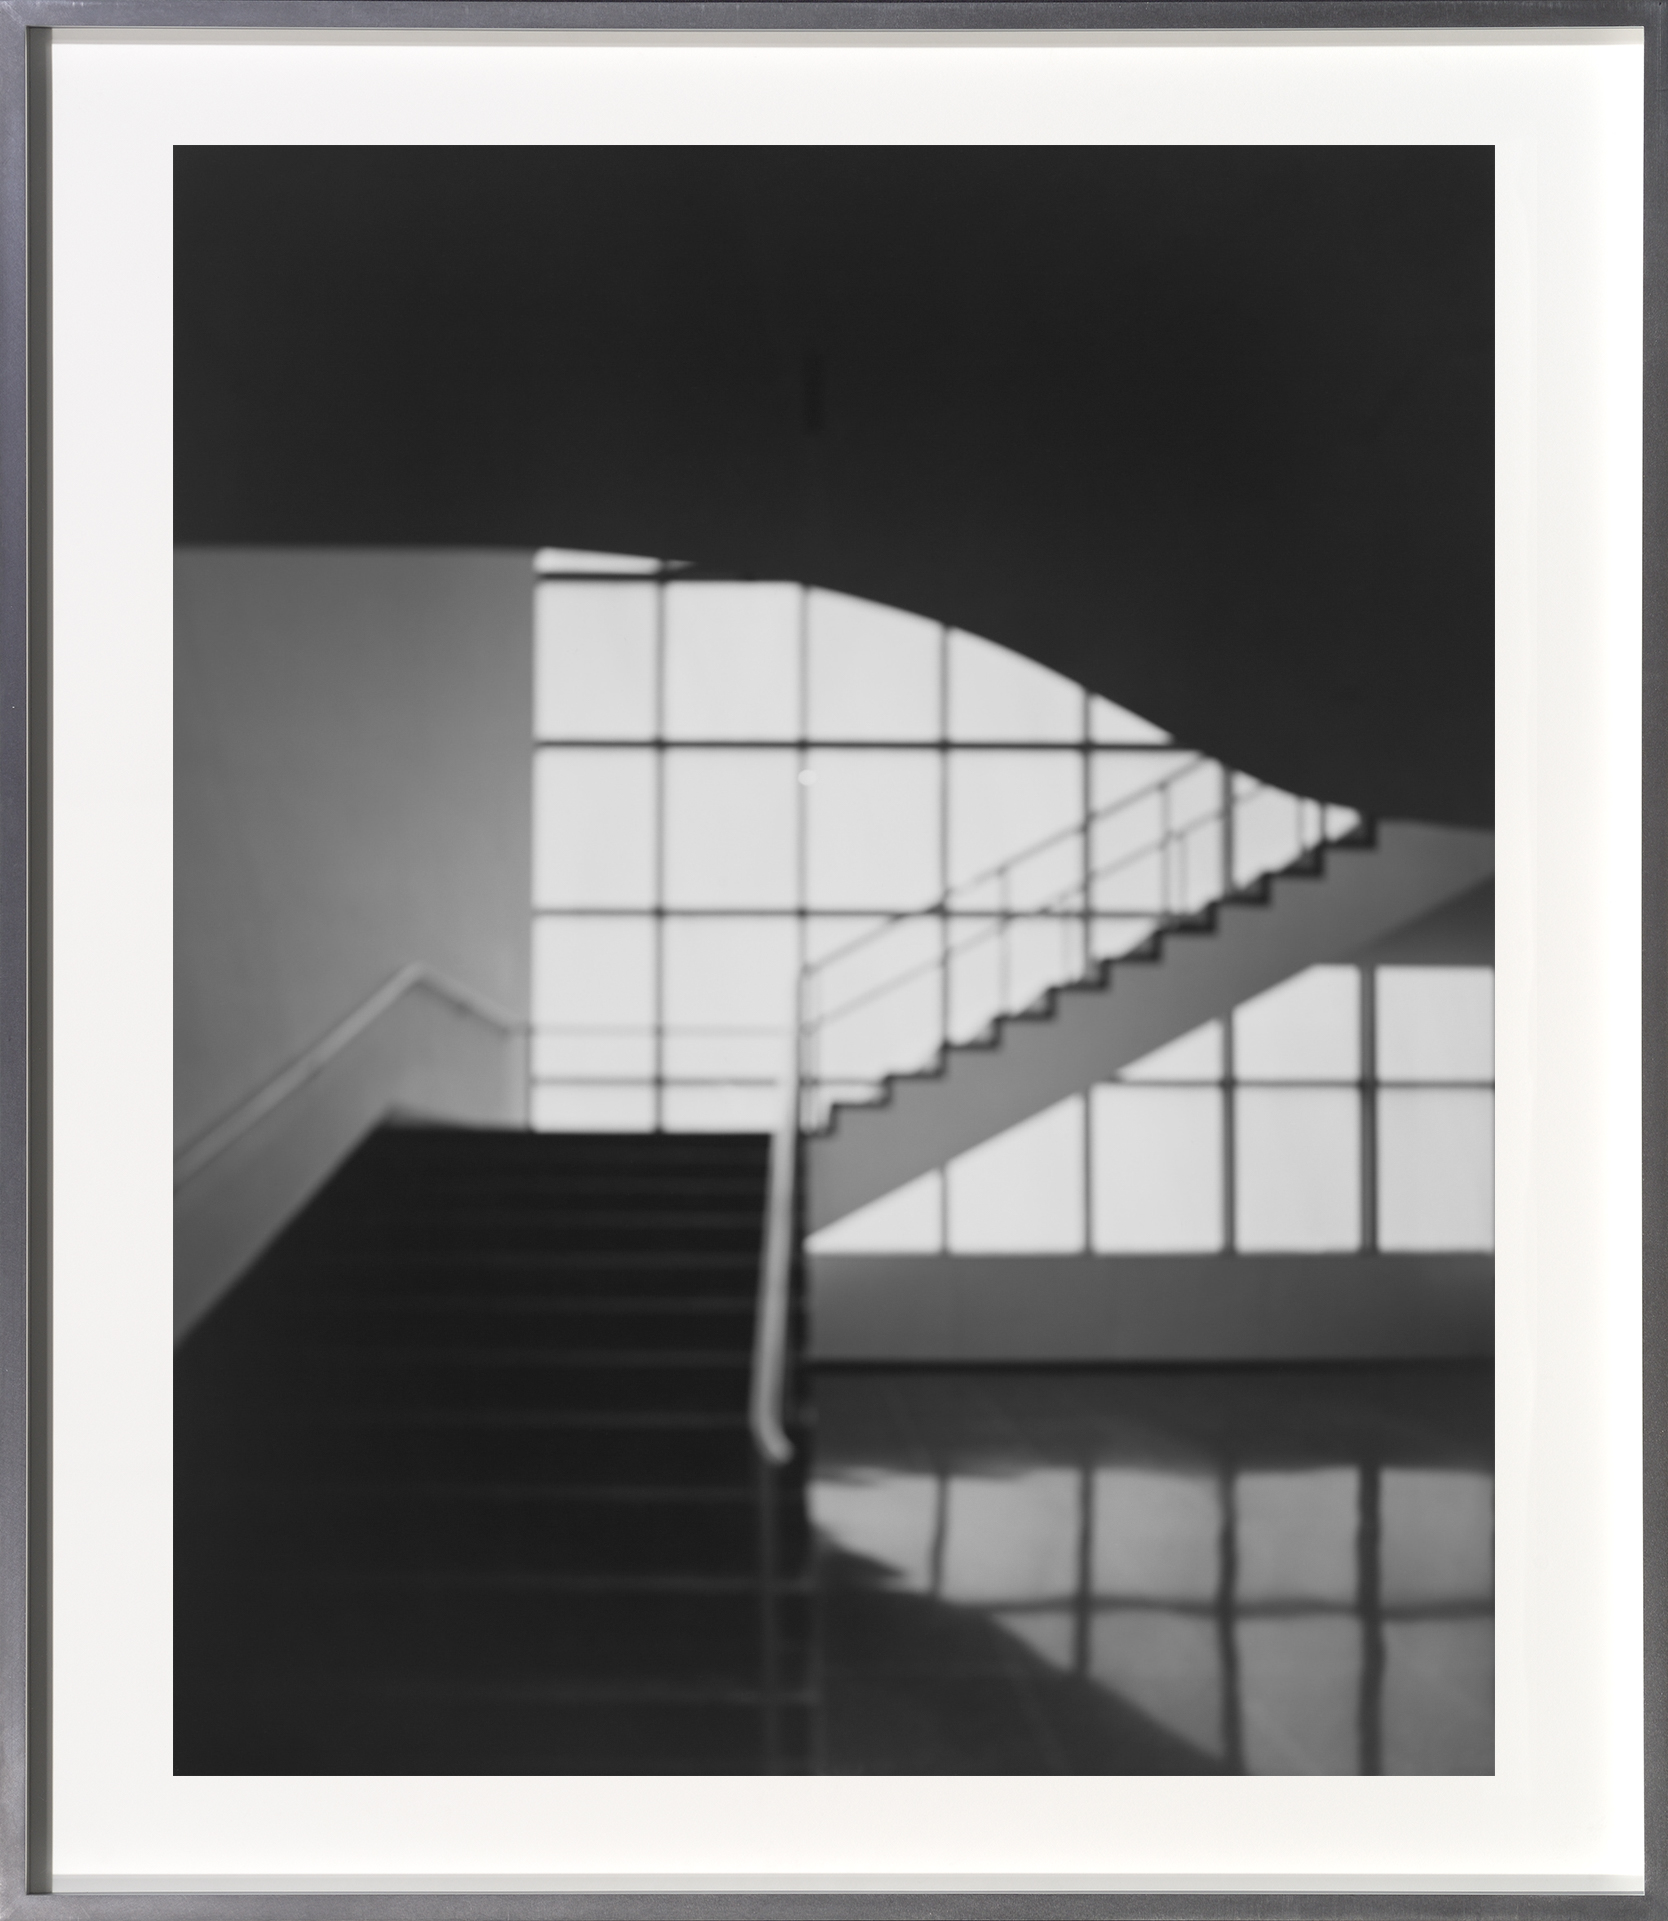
<box><xmin>47</xmin><ymin>27</ymin><xmax>1645</xmax><ymax>1888</ymax></box>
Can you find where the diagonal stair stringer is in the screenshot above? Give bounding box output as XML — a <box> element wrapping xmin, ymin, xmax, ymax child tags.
<box><xmin>805</xmin><ymin>821</ymin><xmax>1494</xmax><ymax>1232</ymax></box>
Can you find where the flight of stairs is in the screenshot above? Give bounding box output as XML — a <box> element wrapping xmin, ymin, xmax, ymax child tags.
<box><xmin>175</xmin><ymin>1127</ymin><xmax>814</xmax><ymax>1774</ymax></box>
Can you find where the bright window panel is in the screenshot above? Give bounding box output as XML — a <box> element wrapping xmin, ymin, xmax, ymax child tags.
<box><xmin>1090</xmin><ymin>1612</ymin><xmax>1225</xmax><ymax>1758</ymax></box>
<box><xmin>660</xmin><ymin>1085</ymin><xmax>780</xmax><ymax>1131</ymax></box>
<box><xmin>948</xmin><ymin>630</ymin><xmax>1083</xmax><ymax>741</ymax></box>
<box><xmin>1091</xmin><ymin>753</ymin><xmax>1213</xmax><ymax>913</ymax></box>
<box><xmin>1232</xmin><ymin>778</ymin><xmax>1307</xmax><ymax>887</ymax></box>
<box><xmin>806</xmin><ymin>590</ymin><xmax>940</xmax><ymax>738</ymax></box>
<box><xmin>1091</xmin><ymin>1086</ymin><xmax>1223</xmax><ymax>1253</ymax></box>
<box><xmin>533</xmin><ymin>748</ymin><xmax>655</xmax><ymax>909</ymax></box>
<box><xmin>1235</xmin><ymin>966</ymin><xmax>1360</xmax><ymax>1082</ymax></box>
<box><xmin>1093</xmin><ymin>1469</ymin><xmax>1220</xmax><ymax>1602</ymax></box>
<box><xmin>1376</xmin><ymin>967</ymin><xmax>1494</xmax><ymax>1082</ymax></box>
<box><xmin>948</xmin><ymin>750</ymin><xmax>1082</xmax><ymax>898</ymax></box>
<box><xmin>1089</xmin><ymin>694</ymin><xmax>1170</xmax><ymax>745</ymax></box>
<box><xmin>1238</xmin><ymin>1616</ymin><xmax>1362</xmax><ymax>1774</ymax></box>
<box><xmin>534</xmin><ymin>580</ymin><xmax>657</xmax><ymax>740</ymax></box>
<box><xmin>1118</xmin><ymin>1021</ymin><xmax>1224</xmax><ymax>1083</ymax></box>
<box><xmin>806</xmin><ymin>1170</ymin><xmax>944</xmax><ymax>1254</ymax></box>
<box><xmin>1380</xmin><ymin>1469</ymin><xmax>1493</xmax><ymax>1606</ymax></box>
<box><xmin>1382</xmin><ymin>1621</ymin><xmax>1494</xmax><ymax>1775</ymax></box>
<box><xmin>809</xmin><ymin>914</ymin><xmax>942</xmax><ymax>1085</ymax></box>
<box><xmin>662</xmin><ymin>750</ymin><xmax>798</xmax><ymax>908</ymax></box>
<box><xmin>1236</xmin><ymin>1468</ymin><xmax>1359</xmax><ymax>1604</ymax></box>
<box><xmin>531</xmin><ymin>1031</ymin><xmax>654</xmax><ymax>1081</ymax></box>
<box><xmin>662</xmin><ymin>1031</ymin><xmax>782</xmax><ymax>1084</ymax></box>
<box><xmin>806</xmin><ymin>749</ymin><xmax>940</xmax><ymax>910</ymax></box>
<box><xmin>1378</xmin><ymin>1088</ymin><xmax>1494</xmax><ymax>1251</ymax></box>
<box><xmin>940</xmin><ymin>1470</ymin><xmax>1079</xmax><ymax>1603</ymax></box>
<box><xmin>662</xmin><ymin>914</ymin><xmax>798</xmax><ymax>1032</ymax></box>
<box><xmin>946</xmin><ymin>1097</ymin><xmax>1085</xmax><ymax>1254</ymax></box>
<box><xmin>532</xmin><ymin>915</ymin><xmax>653</xmax><ymax>1030</ymax></box>
<box><xmin>531</xmin><ymin>1084</ymin><xmax>654</xmax><ymax>1131</ymax></box>
<box><xmin>810</xmin><ymin>1471</ymin><xmax>939</xmax><ymax>1592</ymax></box>
<box><xmin>535</xmin><ymin>547</ymin><xmax>660</xmax><ymax>575</ymax></box>
<box><xmin>663</xmin><ymin>581</ymin><xmax>800</xmax><ymax>739</ymax></box>
<box><xmin>1235</xmin><ymin>1088</ymin><xmax>1360</xmax><ymax>1251</ymax></box>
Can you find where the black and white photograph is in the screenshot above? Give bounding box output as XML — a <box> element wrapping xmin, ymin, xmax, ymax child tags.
<box><xmin>169</xmin><ymin>141</ymin><xmax>1499</xmax><ymax>1780</ymax></box>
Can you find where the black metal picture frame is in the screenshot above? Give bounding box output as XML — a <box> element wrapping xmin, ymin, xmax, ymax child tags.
<box><xmin>2</xmin><ymin>5</ymin><xmax>1662</xmax><ymax>1916</ymax></box>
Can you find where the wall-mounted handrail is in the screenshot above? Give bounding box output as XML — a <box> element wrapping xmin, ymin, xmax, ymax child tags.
<box><xmin>174</xmin><ymin>963</ymin><xmax>525</xmax><ymax>1190</ymax></box>
<box><xmin>749</xmin><ymin>1005</ymin><xmax>803</xmax><ymax>1464</ymax></box>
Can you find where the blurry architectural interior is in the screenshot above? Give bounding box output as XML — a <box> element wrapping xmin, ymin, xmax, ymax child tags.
<box><xmin>170</xmin><ymin>146</ymin><xmax>1496</xmax><ymax>1776</ymax></box>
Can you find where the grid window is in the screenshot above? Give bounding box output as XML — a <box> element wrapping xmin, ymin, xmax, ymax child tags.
<box><xmin>1378</xmin><ymin>1088</ymin><xmax>1494</xmax><ymax>1251</ymax></box>
<box><xmin>807</xmin><ymin>591</ymin><xmax>940</xmax><ymax>739</ymax></box>
<box><xmin>947</xmin><ymin>629</ymin><xmax>1083</xmax><ymax>741</ymax></box>
<box><xmin>1377</xmin><ymin>967</ymin><xmax>1493</xmax><ymax>1082</ymax></box>
<box><xmin>1235</xmin><ymin>1088</ymin><xmax>1361</xmax><ymax>1251</ymax></box>
<box><xmin>1234</xmin><ymin>966</ymin><xmax>1359</xmax><ymax>1083</ymax></box>
<box><xmin>806</xmin><ymin>749</ymin><xmax>940</xmax><ymax>910</ymax></box>
<box><xmin>662</xmin><ymin>749</ymin><xmax>799</xmax><ymax>908</ymax></box>
<box><xmin>946</xmin><ymin>1098</ymin><xmax>1086</xmax><ymax>1254</ymax></box>
<box><xmin>534</xmin><ymin>580</ymin><xmax>657</xmax><ymax>740</ymax></box>
<box><xmin>533</xmin><ymin>748</ymin><xmax>655</xmax><ymax>909</ymax></box>
<box><xmin>662</xmin><ymin>581</ymin><xmax>799</xmax><ymax>739</ymax></box>
<box><xmin>1091</xmin><ymin>1085</ymin><xmax>1224</xmax><ymax>1253</ymax></box>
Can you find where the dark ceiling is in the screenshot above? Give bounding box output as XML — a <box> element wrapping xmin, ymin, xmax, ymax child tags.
<box><xmin>175</xmin><ymin>145</ymin><xmax>1493</xmax><ymax>824</ymax></box>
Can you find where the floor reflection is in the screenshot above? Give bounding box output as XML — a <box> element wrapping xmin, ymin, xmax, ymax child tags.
<box><xmin>809</xmin><ymin>1363</ymin><xmax>1492</xmax><ymax>1774</ymax></box>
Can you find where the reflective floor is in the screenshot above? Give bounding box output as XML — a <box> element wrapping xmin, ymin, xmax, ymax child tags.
<box><xmin>809</xmin><ymin>1363</ymin><xmax>1493</xmax><ymax>1774</ymax></box>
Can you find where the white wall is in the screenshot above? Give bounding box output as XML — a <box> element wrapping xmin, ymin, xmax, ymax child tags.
<box><xmin>174</xmin><ymin>547</ymin><xmax>535</xmax><ymax>1334</ymax></box>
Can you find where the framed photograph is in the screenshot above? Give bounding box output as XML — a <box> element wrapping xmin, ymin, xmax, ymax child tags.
<box><xmin>2</xmin><ymin>5</ymin><xmax>1659</xmax><ymax>1914</ymax></box>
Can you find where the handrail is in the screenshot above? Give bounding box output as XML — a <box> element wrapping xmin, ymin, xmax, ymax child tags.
<box><xmin>749</xmin><ymin>1004</ymin><xmax>802</xmax><ymax>1464</ymax></box>
<box><xmin>174</xmin><ymin>963</ymin><xmax>524</xmax><ymax>1189</ymax></box>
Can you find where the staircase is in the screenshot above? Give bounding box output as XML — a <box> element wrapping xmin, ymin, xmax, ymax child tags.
<box><xmin>175</xmin><ymin>1128</ymin><xmax>813</xmax><ymax>1774</ymax></box>
<box><xmin>807</xmin><ymin>820</ymin><xmax>1494</xmax><ymax>1230</ymax></box>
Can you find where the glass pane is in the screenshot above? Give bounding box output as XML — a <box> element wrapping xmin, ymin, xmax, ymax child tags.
<box><xmin>1235</xmin><ymin>1088</ymin><xmax>1360</xmax><ymax>1251</ymax></box>
<box><xmin>809</xmin><ymin>1471</ymin><xmax>939</xmax><ymax>1592</ymax></box>
<box><xmin>1119</xmin><ymin>1021</ymin><xmax>1224</xmax><ymax>1083</ymax></box>
<box><xmin>1232</xmin><ymin>778</ymin><xmax>1308</xmax><ymax>887</ymax></box>
<box><xmin>1234</xmin><ymin>966</ymin><xmax>1360</xmax><ymax>1082</ymax></box>
<box><xmin>946</xmin><ymin>1097</ymin><xmax>1086</xmax><ymax>1254</ymax></box>
<box><xmin>660</xmin><ymin>1084</ymin><xmax>780</xmax><ymax>1131</ymax></box>
<box><xmin>994</xmin><ymin>1609</ymin><xmax>1075</xmax><ymax>1670</ymax></box>
<box><xmin>1381</xmin><ymin>1621</ymin><xmax>1494</xmax><ymax>1774</ymax></box>
<box><xmin>1236</xmin><ymin>1468</ymin><xmax>1359</xmax><ymax>1603</ymax></box>
<box><xmin>807</xmin><ymin>590</ymin><xmax>940</xmax><ymax>739</ymax></box>
<box><xmin>806</xmin><ymin>1170</ymin><xmax>944</xmax><ymax>1254</ymax></box>
<box><xmin>1090</xmin><ymin>1613</ymin><xmax>1225</xmax><ymax>1758</ymax></box>
<box><xmin>1089</xmin><ymin>693</ymin><xmax>1170</xmax><ymax>744</ymax></box>
<box><xmin>531</xmin><ymin>1031</ymin><xmax>654</xmax><ymax>1080</ymax></box>
<box><xmin>1091</xmin><ymin>1086</ymin><xmax>1223</xmax><ymax>1253</ymax></box>
<box><xmin>948</xmin><ymin>750</ymin><xmax>1083</xmax><ymax>897</ymax></box>
<box><xmin>948</xmin><ymin>630</ymin><xmax>1083</xmax><ymax>741</ymax></box>
<box><xmin>661</xmin><ymin>1031</ymin><xmax>782</xmax><ymax>1083</ymax></box>
<box><xmin>1376</xmin><ymin>967</ymin><xmax>1494</xmax><ymax>1082</ymax></box>
<box><xmin>809</xmin><ymin>914</ymin><xmax>941</xmax><ymax>1086</ymax></box>
<box><xmin>1093</xmin><ymin>1469</ymin><xmax>1220</xmax><ymax>1602</ymax></box>
<box><xmin>532</xmin><ymin>915</ymin><xmax>653</xmax><ymax>1029</ymax></box>
<box><xmin>1238</xmin><ymin>1616</ymin><xmax>1362</xmax><ymax>1774</ymax></box>
<box><xmin>940</xmin><ymin>1470</ymin><xmax>1079</xmax><ymax>1603</ymax></box>
<box><xmin>531</xmin><ymin>1084</ymin><xmax>654</xmax><ymax>1131</ymax></box>
<box><xmin>534</xmin><ymin>580</ymin><xmax>657</xmax><ymax>739</ymax></box>
<box><xmin>533</xmin><ymin>748</ymin><xmax>655</xmax><ymax>909</ymax></box>
<box><xmin>1380</xmin><ymin>1469</ymin><xmax>1493</xmax><ymax>1606</ymax></box>
<box><xmin>806</xmin><ymin>749</ymin><xmax>940</xmax><ymax>910</ymax></box>
<box><xmin>663</xmin><ymin>581</ymin><xmax>799</xmax><ymax>739</ymax></box>
<box><xmin>662</xmin><ymin>914</ymin><xmax>798</xmax><ymax>1032</ymax></box>
<box><xmin>662</xmin><ymin>750</ymin><xmax>798</xmax><ymax>908</ymax></box>
<box><xmin>1378</xmin><ymin>1088</ymin><xmax>1493</xmax><ymax>1251</ymax></box>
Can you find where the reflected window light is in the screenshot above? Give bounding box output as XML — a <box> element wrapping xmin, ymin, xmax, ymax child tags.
<box><xmin>993</xmin><ymin>1608</ymin><xmax>1076</xmax><ymax>1671</ymax></box>
<box><xmin>1376</xmin><ymin>967</ymin><xmax>1493</xmax><ymax>1083</ymax></box>
<box><xmin>1092</xmin><ymin>1468</ymin><xmax>1220</xmax><ymax>1601</ymax></box>
<box><xmin>810</xmin><ymin>1471</ymin><xmax>939</xmax><ymax>1592</ymax></box>
<box><xmin>946</xmin><ymin>1098</ymin><xmax>1086</xmax><ymax>1254</ymax></box>
<box><xmin>1237</xmin><ymin>1616</ymin><xmax>1363</xmax><ymax>1774</ymax></box>
<box><xmin>940</xmin><ymin>1470</ymin><xmax>1079</xmax><ymax>1603</ymax></box>
<box><xmin>1378</xmin><ymin>1088</ymin><xmax>1494</xmax><ymax>1251</ymax></box>
<box><xmin>1381</xmin><ymin>1620</ymin><xmax>1494</xmax><ymax>1775</ymax></box>
<box><xmin>1090</xmin><ymin>1611</ymin><xmax>1226</xmax><ymax>1759</ymax></box>
<box><xmin>1235</xmin><ymin>1467</ymin><xmax>1359</xmax><ymax>1604</ymax></box>
<box><xmin>1380</xmin><ymin>1469</ymin><xmax>1494</xmax><ymax>1606</ymax></box>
